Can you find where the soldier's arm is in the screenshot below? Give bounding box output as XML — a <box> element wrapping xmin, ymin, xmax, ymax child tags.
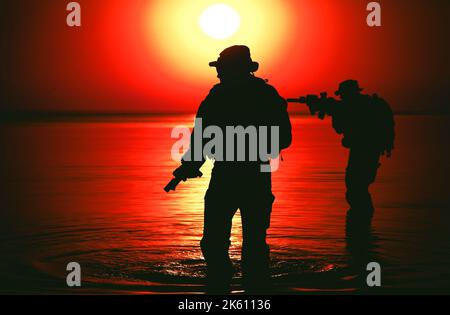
<box><xmin>331</xmin><ymin>103</ymin><xmax>345</xmax><ymax>134</ymax></box>
<box><xmin>279</xmin><ymin>98</ymin><xmax>293</xmax><ymax>150</ymax></box>
<box><xmin>174</xmin><ymin>92</ymin><xmax>212</xmax><ymax>179</ymax></box>
<box><xmin>380</xmin><ymin>98</ymin><xmax>395</xmax><ymax>155</ymax></box>
<box><xmin>269</xmin><ymin>87</ymin><xmax>292</xmax><ymax>150</ymax></box>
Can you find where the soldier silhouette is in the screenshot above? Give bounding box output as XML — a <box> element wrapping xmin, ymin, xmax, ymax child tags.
<box><xmin>331</xmin><ymin>80</ymin><xmax>395</xmax><ymax>235</ymax></box>
<box><xmin>170</xmin><ymin>46</ymin><xmax>292</xmax><ymax>294</ymax></box>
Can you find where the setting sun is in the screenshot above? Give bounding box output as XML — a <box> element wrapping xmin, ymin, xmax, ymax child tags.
<box><xmin>199</xmin><ymin>4</ymin><xmax>241</xmax><ymax>40</ymax></box>
<box><xmin>146</xmin><ymin>0</ymin><xmax>294</xmax><ymax>83</ymax></box>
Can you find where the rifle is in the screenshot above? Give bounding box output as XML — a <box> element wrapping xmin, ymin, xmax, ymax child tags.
<box><xmin>164</xmin><ymin>170</ymin><xmax>203</xmax><ymax>193</ymax></box>
<box><xmin>287</xmin><ymin>92</ymin><xmax>340</xmax><ymax>119</ymax></box>
<box><xmin>164</xmin><ymin>177</ymin><xmax>183</xmax><ymax>192</ymax></box>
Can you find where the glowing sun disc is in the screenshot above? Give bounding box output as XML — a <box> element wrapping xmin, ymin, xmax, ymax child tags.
<box><xmin>199</xmin><ymin>4</ymin><xmax>241</xmax><ymax>40</ymax></box>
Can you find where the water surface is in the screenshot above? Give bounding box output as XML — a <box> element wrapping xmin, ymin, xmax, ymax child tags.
<box><xmin>0</xmin><ymin>115</ymin><xmax>449</xmax><ymax>294</ymax></box>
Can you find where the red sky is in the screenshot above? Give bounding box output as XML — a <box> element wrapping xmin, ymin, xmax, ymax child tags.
<box><xmin>0</xmin><ymin>0</ymin><xmax>448</xmax><ymax>114</ymax></box>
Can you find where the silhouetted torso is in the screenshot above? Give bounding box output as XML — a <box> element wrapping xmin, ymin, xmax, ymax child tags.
<box><xmin>182</xmin><ymin>75</ymin><xmax>291</xmax><ymax>175</ymax></box>
<box><xmin>332</xmin><ymin>93</ymin><xmax>395</xmax><ymax>152</ymax></box>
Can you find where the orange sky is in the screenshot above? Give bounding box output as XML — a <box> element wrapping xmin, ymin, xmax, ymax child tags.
<box><xmin>0</xmin><ymin>0</ymin><xmax>448</xmax><ymax>114</ymax></box>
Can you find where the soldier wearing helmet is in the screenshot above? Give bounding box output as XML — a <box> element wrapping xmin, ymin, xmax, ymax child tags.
<box><xmin>171</xmin><ymin>45</ymin><xmax>292</xmax><ymax>293</ymax></box>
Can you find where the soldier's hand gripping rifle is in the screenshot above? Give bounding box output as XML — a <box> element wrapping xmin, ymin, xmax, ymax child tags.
<box><xmin>287</xmin><ymin>92</ymin><xmax>339</xmax><ymax>119</ymax></box>
<box><xmin>164</xmin><ymin>166</ymin><xmax>203</xmax><ymax>193</ymax></box>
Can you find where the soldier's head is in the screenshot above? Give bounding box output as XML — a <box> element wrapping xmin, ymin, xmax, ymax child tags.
<box><xmin>209</xmin><ymin>45</ymin><xmax>259</xmax><ymax>82</ymax></box>
<box><xmin>335</xmin><ymin>80</ymin><xmax>363</xmax><ymax>100</ymax></box>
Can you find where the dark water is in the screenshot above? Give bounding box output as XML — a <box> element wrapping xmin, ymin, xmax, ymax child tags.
<box><xmin>0</xmin><ymin>115</ymin><xmax>449</xmax><ymax>294</ymax></box>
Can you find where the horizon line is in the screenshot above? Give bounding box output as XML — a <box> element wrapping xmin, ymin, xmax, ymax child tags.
<box><xmin>1</xmin><ymin>109</ymin><xmax>449</xmax><ymax>117</ymax></box>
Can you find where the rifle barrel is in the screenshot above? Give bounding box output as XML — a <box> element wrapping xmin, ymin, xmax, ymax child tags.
<box><xmin>164</xmin><ymin>177</ymin><xmax>182</xmax><ymax>192</ymax></box>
